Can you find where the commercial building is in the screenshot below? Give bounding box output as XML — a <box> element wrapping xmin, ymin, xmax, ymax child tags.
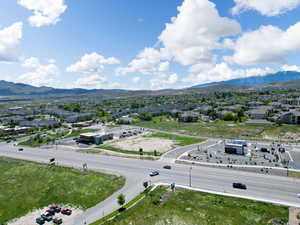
<box><xmin>225</xmin><ymin>143</ymin><xmax>245</xmax><ymax>155</ymax></box>
<box><xmin>79</xmin><ymin>132</ymin><xmax>113</xmax><ymax>145</ymax></box>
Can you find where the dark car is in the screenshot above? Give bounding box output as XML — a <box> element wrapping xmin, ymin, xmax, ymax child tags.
<box><xmin>18</xmin><ymin>148</ymin><xmax>24</xmax><ymax>151</ymax></box>
<box><xmin>46</xmin><ymin>208</ymin><xmax>56</xmax><ymax>215</ymax></box>
<box><xmin>163</xmin><ymin>165</ymin><xmax>171</xmax><ymax>169</ymax></box>
<box><xmin>149</xmin><ymin>170</ymin><xmax>159</xmax><ymax>176</ymax></box>
<box><xmin>232</xmin><ymin>182</ymin><xmax>247</xmax><ymax>190</ymax></box>
<box><xmin>50</xmin><ymin>205</ymin><xmax>61</xmax><ymax>213</ymax></box>
<box><xmin>36</xmin><ymin>217</ymin><xmax>45</xmax><ymax>224</ymax></box>
<box><xmin>61</xmin><ymin>208</ymin><xmax>72</xmax><ymax>215</ymax></box>
<box><xmin>53</xmin><ymin>218</ymin><xmax>63</xmax><ymax>224</ymax></box>
<box><xmin>260</xmin><ymin>147</ymin><xmax>269</xmax><ymax>153</ymax></box>
<box><xmin>41</xmin><ymin>213</ymin><xmax>53</xmax><ymax>222</ymax></box>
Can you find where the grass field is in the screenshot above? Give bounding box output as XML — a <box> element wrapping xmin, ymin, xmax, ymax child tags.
<box><xmin>289</xmin><ymin>170</ymin><xmax>300</xmax><ymax>179</ymax></box>
<box><xmin>146</xmin><ymin>132</ymin><xmax>205</xmax><ymax>146</ymax></box>
<box><xmin>136</xmin><ymin>118</ymin><xmax>300</xmax><ymax>140</ymax></box>
<box><xmin>0</xmin><ymin>157</ymin><xmax>125</xmax><ymax>224</ymax></box>
<box><xmin>97</xmin><ymin>145</ymin><xmax>162</xmax><ymax>156</ymax></box>
<box><xmin>100</xmin><ymin>186</ymin><xmax>288</xmax><ymax>225</ymax></box>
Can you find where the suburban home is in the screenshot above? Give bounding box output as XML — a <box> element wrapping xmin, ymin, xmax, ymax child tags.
<box><xmin>281</xmin><ymin>98</ymin><xmax>300</xmax><ymax>106</ymax></box>
<box><xmin>247</xmin><ymin>101</ymin><xmax>264</xmax><ymax>109</ymax></box>
<box><xmin>19</xmin><ymin>119</ymin><xmax>61</xmax><ymax>128</ymax></box>
<box><xmin>179</xmin><ymin>111</ymin><xmax>199</xmax><ymax>122</ymax></box>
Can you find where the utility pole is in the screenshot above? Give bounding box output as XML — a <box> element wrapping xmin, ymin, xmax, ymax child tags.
<box><xmin>189</xmin><ymin>167</ymin><xmax>192</xmax><ymax>187</ymax></box>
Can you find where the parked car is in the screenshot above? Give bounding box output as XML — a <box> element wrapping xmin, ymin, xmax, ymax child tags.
<box><xmin>49</xmin><ymin>205</ymin><xmax>61</xmax><ymax>213</ymax></box>
<box><xmin>260</xmin><ymin>148</ymin><xmax>269</xmax><ymax>153</ymax></box>
<box><xmin>232</xmin><ymin>182</ymin><xmax>247</xmax><ymax>190</ymax></box>
<box><xmin>36</xmin><ymin>217</ymin><xmax>45</xmax><ymax>224</ymax></box>
<box><xmin>149</xmin><ymin>170</ymin><xmax>159</xmax><ymax>176</ymax></box>
<box><xmin>163</xmin><ymin>165</ymin><xmax>171</xmax><ymax>169</ymax></box>
<box><xmin>53</xmin><ymin>217</ymin><xmax>63</xmax><ymax>224</ymax></box>
<box><xmin>46</xmin><ymin>208</ymin><xmax>55</xmax><ymax>215</ymax></box>
<box><xmin>61</xmin><ymin>208</ymin><xmax>72</xmax><ymax>215</ymax></box>
<box><xmin>41</xmin><ymin>213</ymin><xmax>52</xmax><ymax>222</ymax></box>
<box><xmin>297</xmin><ymin>193</ymin><xmax>300</xmax><ymax>198</ymax></box>
<box><xmin>18</xmin><ymin>148</ymin><xmax>23</xmax><ymax>151</ymax></box>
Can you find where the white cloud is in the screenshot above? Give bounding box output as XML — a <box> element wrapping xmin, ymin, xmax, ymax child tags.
<box><xmin>66</xmin><ymin>52</ymin><xmax>120</xmax><ymax>74</ymax></box>
<box><xmin>18</xmin><ymin>0</ymin><xmax>67</xmax><ymax>27</ymax></box>
<box><xmin>182</xmin><ymin>63</ymin><xmax>275</xmax><ymax>85</ymax></box>
<box><xmin>0</xmin><ymin>22</ymin><xmax>23</xmax><ymax>62</ymax></box>
<box><xmin>132</xmin><ymin>77</ymin><xmax>141</xmax><ymax>83</ymax></box>
<box><xmin>72</xmin><ymin>74</ymin><xmax>107</xmax><ymax>89</ymax></box>
<box><xmin>119</xmin><ymin>0</ymin><xmax>240</xmax><ymax>78</ymax></box>
<box><xmin>158</xmin><ymin>0</ymin><xmax>240</xmax><ymax>67</ymax></box>
<box><xmin>19</xmin><ymin>57</ymin><xmax>59</xmax><ymax>86</ymax></box>
<box><xmin>232</xmin><ymin>0</ymin><xmax>300</xmax><ymax>16</ymax></box>
<box><xmin>150</xmin><ymin>73</ymin><xmax>178</xmax><ymax>89</ymax></box>
<box><xmin>117</xmin><ymin>47</ymin><xmax>170</xmax><ymax>75</ymax></box>
<box><xmin>224</xmin><ymin>22</ymin><xmax>300</xmax><ymax>65</ymax></box>
<box><xmin>282</xmin><ymin>64</ymin><xmax>300</xmax><ymax>72</ymax></box>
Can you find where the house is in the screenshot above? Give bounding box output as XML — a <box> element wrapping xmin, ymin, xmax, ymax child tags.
<box><xmin>19</xmin><ymin>119</ymin><xmax>60</xmax><ymax>128</ymax></box>
<box><xmin>179</xmin><ymin>111</ymin><xmax>199</xmax><ymax>122</ymax></box>
<box><xmin>247</xmin><ymin>101</ymin><xmax>264</xmax><ymax>108</ymax></box>
<box><xmin>281</xmin><ymin>98</ymin><xmax>300</xmax><ymax>106</ymax></box>
<box><xmin>280</xmin><ymin>111</ymin><xmax>300</xmax><ymax>125</ymax></box>
<box><xmin>217</xmin><ymin>110</ymin><xmax>232</xmax><ymax>120</ymax></box>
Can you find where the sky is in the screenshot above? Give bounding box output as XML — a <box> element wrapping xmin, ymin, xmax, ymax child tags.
<box><xmin>1</xmin><ymin>0</ymin><xmax>300</xmax><ymax>90</ymax></box>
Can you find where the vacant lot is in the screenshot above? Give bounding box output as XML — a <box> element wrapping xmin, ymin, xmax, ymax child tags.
<box><xmin>146</xmin><ymin>132</ymin><xmax>205</xmax><ymax>146</ymax></box>
<box><xmin>136</xmin><ymin>119</ymin><xmax>300</xmax><ymax>141</ymax></box>
<box><xmin>103</xmin><ymin>186</ymin><xmax>288</xmax><ymax>225</ymax></box>
<box><xmin>0</xmin><ymin>157</ymin><xmax>125</xmax><ymax>224</ymax></box>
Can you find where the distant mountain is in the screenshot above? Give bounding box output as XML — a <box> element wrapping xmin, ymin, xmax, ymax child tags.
<box><xmin>191</xmin><ymin>71</ymin><xmax>300</xmax><ymax>88</ymax></box>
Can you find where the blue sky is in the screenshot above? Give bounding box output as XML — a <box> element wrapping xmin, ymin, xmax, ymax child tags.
<box><xmin>1</xmin><ymin>0</ymin><xmax>300</xmax><ymax>90</ymax></box>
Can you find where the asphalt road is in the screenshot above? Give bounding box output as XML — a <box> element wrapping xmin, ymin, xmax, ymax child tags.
<box><xmin>1</xmin><ymin>143</ymin><xmax>300</xmax><ymax>225</ymax></box>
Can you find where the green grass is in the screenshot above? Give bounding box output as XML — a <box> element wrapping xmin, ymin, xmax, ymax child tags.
<box><xmin>135</xmin><ymin>118</ymin><xmax>300</xmax><ymax>141</ymax></box>
<box><xmin>99</xmin><ymin>186</ymin><xmax>288</xmax><ymax>225</ymax></box>
<box><xmin>289</xmin><ymin>170</ymin><xmax>300</xmax><ymax>179</ymax></box>
<box><xmin>146</xmin><ymin>132</ymin><xmax>205</xmax><ymax>146</ymax></box>
<box><xmin>97</xmin><ymin>145</ymin><xmax>162</xmax><ymax>156</ymax></box>
<box><xmin>0</xmin><ymin>157</ymin><xmax>125</xmax><ymax>224</ymax></box>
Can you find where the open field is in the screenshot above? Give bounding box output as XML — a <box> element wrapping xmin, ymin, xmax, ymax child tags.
<box><xmin>146</xmin><ymin>132</ymin><xmax>205</xmax><ymax>146</ymax></box>
<box><xmin>99</xmin><ymin>186</ymin><xmax>288</xmax><ymax>225</ymax></box>
<box><xmin>0</xmin><ymin>157</ymin><xmax>125</xmax><ymax>224</ymax></box>
<box><xmin>136</xmin><ymin>118</ymin><xmax>300</xmax><ymax>141</ymax></box>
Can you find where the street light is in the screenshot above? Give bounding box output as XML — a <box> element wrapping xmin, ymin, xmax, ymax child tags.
<box><xmin>189</xmin><ymin>167</ymin><xmax>192</xmax><ymax>187</ymax></box>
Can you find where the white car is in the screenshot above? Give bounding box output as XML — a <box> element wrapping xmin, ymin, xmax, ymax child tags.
<box><xmin>297</xmin><ymin>193</ymin><xmax>300</xmax><ymax>198</ymax></box>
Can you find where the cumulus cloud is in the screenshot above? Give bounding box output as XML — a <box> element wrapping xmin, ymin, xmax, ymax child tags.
<box><xmin>119</xmin><ymin>0</ymin><xmax>240</xmax><ymax>78</ymax></box>
<box><xmin>232</xmin><ymin>0</ymin><xmax>300</xmax><ymax>16</ymax></box>
<box><xmin>18</xmin><ymin>0</ymin><xmax>67</xmax><ymax>27</ymax></box>
<box><xmin>132</xmin><ymin>77</ymin><xmax>141</xmax><ymax>83</ymax></box>
<box><xmin>224</xmin><ymin>22</ymin><xmax>300</xmax><ymax>65</ymax></box>
<box><xmin>0</xmin><ymin>22</ymin><xmax>23</xmax><ymax>62</ymax></box>
<box><xmin>19</xmin><ymin>57</ymin><xmax>59</xmax><ymax>86</ymax></box>
<box><xmin>182</xmin><ymin>63</ymin><xmax>275</xmax><ymax>85</ymax></box>
<box><xmin>150</xmin><ymin>73</ymin><xmax>178</xmax><ymax>89</ymax></box>
<box><xmin>282</xmin><ymin>65</ymin><xmax>300</xmax><ymax>72</ymax></box>
<box><xmin>158</xmin><ymin>0</ymin><xmax>240</xmax><ymax>67</ymax></box>
<box><xmin>67</xmin><ymin>52</ymin><xmax>120</xmax><ymax>74</ymax></box>
<box><xmin>117</xmin><ymin>47</ymin><xmax>170</xmax><ymax>75</ymax></box>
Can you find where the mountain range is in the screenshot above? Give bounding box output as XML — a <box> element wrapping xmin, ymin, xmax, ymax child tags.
<box><xmin>0</xmin><ymin>71</ymin><xmax>300</xmax><ymax>98</ymax></box>
<box><xmin>191</xmin><ymin>71</ymin><xmax>300</xmax><ymax>88</ymax></box>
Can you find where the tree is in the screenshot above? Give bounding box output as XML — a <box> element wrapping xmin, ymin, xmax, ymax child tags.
<box><xmin>143</xmin><ymin>181</ymin><xmax>149</xmax><ymax>189</ymax></box>
<box><xmin>139</xmin><ymin>112</ymin><xmax>152</xmax><ymax>121</ymax></box>
<box><xmin>117</xmin><ymin>194</ymin><xmax>126</xmax><ymax>208</ymax></box>
<box><xmin>139</xmin><ymin>148</ymin><xmax>144</xmax><ymax>155</ymax></box>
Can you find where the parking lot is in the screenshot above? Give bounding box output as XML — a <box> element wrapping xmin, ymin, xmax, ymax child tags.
<box><xmin>180</xmin><ymin>140</ymin><xmax>300</xmax><ymax>169</ymax></box>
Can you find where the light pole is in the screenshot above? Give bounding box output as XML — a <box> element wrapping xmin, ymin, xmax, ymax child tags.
<box><xmin>189</xmin><ymin>167</ymin><xmax>192</xmax><ymax>187</ymax></box>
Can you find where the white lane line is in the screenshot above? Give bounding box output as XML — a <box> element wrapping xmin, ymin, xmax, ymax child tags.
<box><xmin>287</xmin><ymin>151</ymin><xmax>294</xmax><ymax>162</ymax></box>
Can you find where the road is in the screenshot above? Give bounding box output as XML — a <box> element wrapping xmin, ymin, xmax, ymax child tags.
<box><xmin>1</xmin><ymin>142</ymin><xmax>300</xmax><ymax>225</ymax></box>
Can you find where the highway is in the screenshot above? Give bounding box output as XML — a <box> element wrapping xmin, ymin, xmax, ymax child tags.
<box><xmin>1</xmin><ymin>142</ymin><xmax>300</xmax><ymax>224</ymax></box>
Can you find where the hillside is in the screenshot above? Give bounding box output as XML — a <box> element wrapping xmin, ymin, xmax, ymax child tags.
<box><xmin>192</xmin><ymin>71</ymin><xmax>300</xmax><ymax>88</ymax></box>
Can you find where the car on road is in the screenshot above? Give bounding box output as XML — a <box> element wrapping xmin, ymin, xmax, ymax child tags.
<box><xmin>18</xmin><ymin>148</ymin><xmax>23</xmax><ymax>151</ymax></box>
<box><xmin>61</xmin><ymin>208</ymin><xmax>72</xmax><ymax>215</ymax></box>
<box><xmin>36</xmin><ymin>217</ymin><xmax>45</xmax><ymax>224</ymax></box>
<box><xmin>53</xmin><ymin>217</ymin><xmax>63</xmax><ymax>224</ymax></box>
<box><xmin>232</xmin><ymin>182</ymin><xmax>247</xmax><ymax>190</ymax></box>
<box><xmin>149</xmin><ymin>170</ymin><xmax>159</xmax><ymax>176</ymax></box>
<box><xmin>163</xmin><ymin>165</ymin><xmax>171</xmax><ymax>169</ymax></box>
<box><xmin>297</xmin><ymin>193</ymin><xmax>300</xmax><ymax>198</ymax></box>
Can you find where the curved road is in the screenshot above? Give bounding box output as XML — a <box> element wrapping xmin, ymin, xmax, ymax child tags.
<box><xmin>1</xmin><ymin>142</ymin><xmax>300</xmax><ymax>225</ymax></box>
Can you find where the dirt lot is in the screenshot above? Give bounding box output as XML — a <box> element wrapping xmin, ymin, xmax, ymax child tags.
<box><xmin>8</xmin><ymin>206</ymin><xmax>82</xmax><ymax>225</ymax></box>
<box><xmin>110</xmin><ymin>133</ymin><xmax>175</xmax><ymax>153</ymax></box>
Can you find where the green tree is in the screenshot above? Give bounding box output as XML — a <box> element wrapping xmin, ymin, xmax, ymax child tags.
<box><xmin>117</xmin><ymin>193</ymin><xmax>126</xmax><ymax>207</ymax></box>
